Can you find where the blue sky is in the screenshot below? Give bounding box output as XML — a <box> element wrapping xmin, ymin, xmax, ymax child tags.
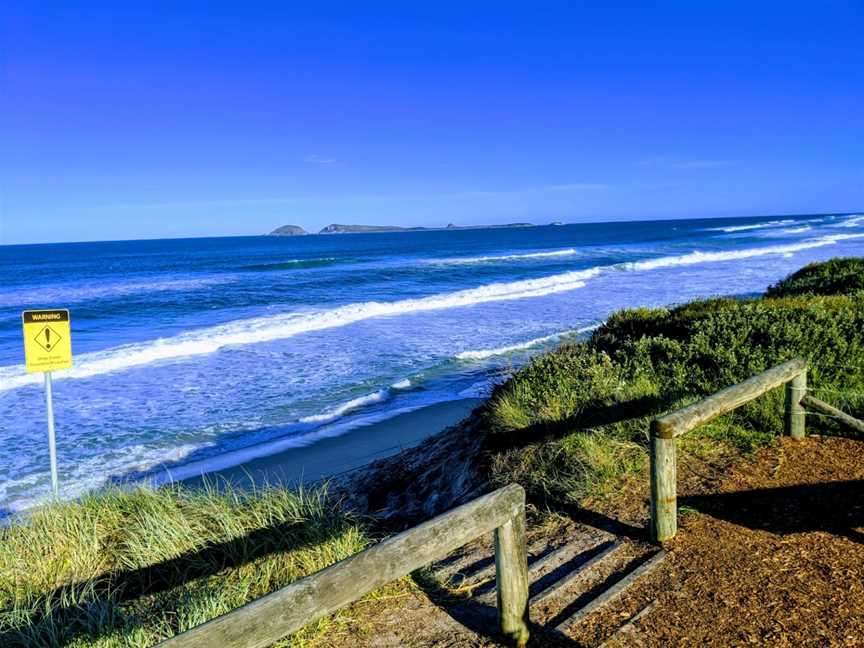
<box><xmin>2</xmin><ymin>2</ymin><xmax>862</xmax><ymax>244</ymax></box>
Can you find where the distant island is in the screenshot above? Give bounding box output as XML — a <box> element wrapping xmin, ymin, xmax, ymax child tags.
<box><xmin>268</xmin><ymin>222</ymin><xmax>535</xmax><ymax>236</ymax></box>
<box><xmin>269</xmin><ymin>225</ymin><xmax>308</xmax><ymax>236</ymax></box>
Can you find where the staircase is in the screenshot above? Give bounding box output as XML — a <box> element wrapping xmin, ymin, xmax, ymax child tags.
<box><xmin>430</xmin><ymin>524</ymin><xmax>665</xmax><ymax>646</ymax></box>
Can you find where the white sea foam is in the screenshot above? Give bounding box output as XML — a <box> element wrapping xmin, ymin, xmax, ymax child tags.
<box><xmin>143</xmin><ymin>391</ymin><xmax>486</xmax><ymax>489</ymax></box>
<box><xmin>429</xmin><ymin>248</ymin><xmax>578</xmax><ymax>264</ymax></box>
<box><xmin>838</xmin><ymin>215</ymin><xmax>864</xmax><ymax>228</ymax></box>
<box><xmin>458</xmin><ymin>379</ymin><xmax>497</xmax><ymax>398</ymax></box>
<box><xmin>390</xmin><ymin>378</ymin><xmax>412</xmax><ymax>389</ymax></box>
<box><xmin>782</xmin><ymin>226</ymin><xmax>812</xmax><ymax>234</ymax></box>
<box><xmin>141</xmin><ymin>404</ymin><xmax>431</xmax><ymax>486</ymax></box>
<box><xmin>623</xmin><ymin>234</ymin><xmax>864</xmax><ymax>272</ymax></box>
<box><xmin>0</xmin><ymin>441</ymin><xmax>203</xmax><ymax>514</ymax></box>
<box><xmin>2</xmin><ymin>233</ymin><xmax>862</xmax><ymax>395</ymax></box>
<box><xmin>710</xmin><ymin>219</ymin><xmax>795</xmax><ymax>233</ymax></box>
<box><xmin>299</xmin><ymin>390</ymin><xmax>388</xmax><ymax>424</ymax></box>
<box><xmin>0</xmin><ymin>267</ymin><xmax>600</xmax><ymax>393</ymax></box>
<box><xmin>456</xmin><ymin>324</ymin><xmax>601</xmax><ymax>360</ymax></box>
<box><xmin>822</xmin><ymin>233</ymin><xmax>864</xmax><ymax>242</ymax></box>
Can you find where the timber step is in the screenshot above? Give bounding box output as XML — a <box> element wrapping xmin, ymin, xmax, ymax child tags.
<box><xmin>597</xmin><ymin>599</ymin><xmax>658</xmax><ymax>648</ymax></box>
<box><xmin>432</xmin><ymin>532</ymin><xmax>611</xmax><ymax>589</ymax></box>
<box><xmin>431</xmin><ymin>535</ymin><xmax>552</xmax><ymax>587</ymax></box>
<box><xmin>473</xmin><ymin>539</ymin><xmax>623</xmax><ymax>607</ymax></box>
<box><xmin>529</xmin><ymin>541</ymin><xmax>622</xmax><ymax>606</ymax></box>
<box><xmin>550</xmin><ymin>550</ymin><xmax>666</xmax><ymax>635</ymax></box>
<box><xmin>430</xmin><ymin>528</ymin><xmax>664</xmax><ymax>644</ymax></box>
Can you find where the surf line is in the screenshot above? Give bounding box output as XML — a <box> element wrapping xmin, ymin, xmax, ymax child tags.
<box><xmin>2</xmin><ymin>232</ymin><xmax>863</xmax><ymax>392</ymax></box>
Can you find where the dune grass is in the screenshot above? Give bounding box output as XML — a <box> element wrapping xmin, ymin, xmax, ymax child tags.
<box><xmin>0</xmin><ymin>482</ymin><xmax>367</xmax><ymax>647</ymax></box>
<box><xmin>488</xmin><ymin>258</ymin><xmax>864</xmax><ymax>507</ymax></box>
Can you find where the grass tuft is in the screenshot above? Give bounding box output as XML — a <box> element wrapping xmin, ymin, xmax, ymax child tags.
<box><xmin>0</xmin><ymin>482</ymin><xmax>366</xmax><ymax>647</ymax></box>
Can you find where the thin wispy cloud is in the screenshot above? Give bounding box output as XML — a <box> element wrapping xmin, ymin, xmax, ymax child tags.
<box><xmin>303</xmin><ymin>154</ymin><xmax>337</xmax><ymax>165</ymax></box>
<box><xmin>541</xmin><ymin>182</ymin><xmax>610</xmax><ymax>192</ymax></box>
<box><xmin>672</xmin><ymin>160</ymin><xmax>734</xmax><ymax>169</ymax></box>
<box><xmin>635</xmin><ymin>157</ymin><xmax>735</xmax><ymax>169</ymax></box>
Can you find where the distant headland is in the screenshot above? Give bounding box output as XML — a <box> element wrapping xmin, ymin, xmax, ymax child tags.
<box><xmin>268</xmin><ymin>222</ymin><xmax>537</xmax><ymax>236</ymax></box>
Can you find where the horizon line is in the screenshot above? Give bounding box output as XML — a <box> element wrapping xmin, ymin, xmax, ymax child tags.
<box><xmin>1</xmin><ymin>210</ymin><xmax>860</xmax><ymax>248</ymax></box>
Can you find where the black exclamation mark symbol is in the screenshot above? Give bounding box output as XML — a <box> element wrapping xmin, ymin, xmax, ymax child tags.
<box><xmin>45</xmin><ymin>328</ymin><xmax>51</xmax><ymax>350</ymax></box>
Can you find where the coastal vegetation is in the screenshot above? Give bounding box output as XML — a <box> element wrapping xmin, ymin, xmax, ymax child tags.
<box><xmin>0</xmin><ymin>484</ymin><xmax>366</xmax><ymax>647</ymax></box>
<box><xmin>487</xmin><ymin>256</ymin><xmax>864</xmax><ymax>508</ymax></box>
<box><xmin>765</xmin><ymin>256</ymin><xmax>864</xmax><ymax>297</ymax></box>
<box><xmin>2</xmin><ymin>257</ymin><xmax>863</xmax><ymax>647</ymax></box>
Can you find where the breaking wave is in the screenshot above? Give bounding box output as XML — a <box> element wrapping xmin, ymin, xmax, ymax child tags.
<box><xmin>240</xmin><ymin>258</ymin><xmax>340</xmax><ymax>271</ymax></box>
<box><xmin>0</xmin><ymin>267</ymin><xmax>600</xmax><ymax>393</ymax></box>
<box><xmin>838</xmin><ymin>215</ymin><xmax>864</xmax><ymax>228</ymax></box>
<box><xmin>622</xmin><ymin>234</ymin><xmax>864</xmax><ymax>272</ymax></box>
<box><xmin>429</xmin><ymin>248</ymin><xmax>578</xmax><ymax>264</ymax></box>
<box><xmin>3</xmin><ymin>233</ymin><xmax>862</xmax><ymax>394</ymax></box>
<box><xmin>710</xmin><ymin>219</ymin><xmax>795</xmax><ymax>233</ymax></box>
<box><xmin>0</xmin><ymin>276</ymin><xmax>232</xmax><ymax>308</ymax></box>
<box><xmin>299</xmin><ymin>390</ymin><xmax>389</xmax><ymax>424</ymax></box>
<box><xmin>456</xmin><ymin>324</ymin><xmax>601</xmax><ymax>360</ymax></box>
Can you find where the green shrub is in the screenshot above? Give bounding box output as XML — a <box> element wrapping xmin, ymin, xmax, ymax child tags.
<box><xmin>488</xmin><ymin>346</ymin><xmax>623</xmax><ymax>432</ymax></box>
<box><xmin>594</xmin><ymin>293</ymin><xmax>864</xmax><ymax>405</ymax></box>
<box><xmin>766</xmin><ymin>257</ymin><xmax>864</xmax><ymax>297</ymax></box>
<box><xmin>489</xmin><ymin>257</ymin><xmax>864</xmax><ymax>504</ymax></box>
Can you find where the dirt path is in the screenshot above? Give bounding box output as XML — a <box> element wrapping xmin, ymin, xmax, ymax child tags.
<box><xmin>624</xmin><ymin>436</ymin><xmax>864</xmax><ymax>647</ymax></box>
<box><xmin>315</xmin><ymin>436</ymin><xmax>864</xmax><ymax>647</ymax></box>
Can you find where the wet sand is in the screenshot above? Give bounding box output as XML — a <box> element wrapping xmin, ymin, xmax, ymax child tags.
<box><xmin>182</xmin><ymin>398</ymin><xmax>483</xmax><ymax>490</ymax></box>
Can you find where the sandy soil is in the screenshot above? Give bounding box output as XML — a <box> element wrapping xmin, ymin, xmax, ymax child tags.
<box><xmin>306</xmin><ymin>435</ymin><xmax>864</xmax><ymax>647</ymax></box>
<box><xmin>628</xmin><ymin>436</ymin><xmax>864</xmax><ymax>647</ymax></box>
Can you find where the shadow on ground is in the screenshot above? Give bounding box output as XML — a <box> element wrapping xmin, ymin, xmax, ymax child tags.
<box><xmin>412</xmin><ymin>570</ymin><xmax>583</xmax><ymax>648</ymax></box>
<box><xmin>681</xmin><ymin>479</ymin><xmax>864</xmax><ymax>543</ymax></box>
<box><xmin>414</xmin><ymin>542</ymin><xmax>634</xmax><ymax>647</ymax></box>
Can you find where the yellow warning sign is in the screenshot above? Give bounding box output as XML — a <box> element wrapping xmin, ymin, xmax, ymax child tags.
<box><xmin>22</xmin><ymin>309</ymin><xmax>73</xmax><ymax>373</ymax></box>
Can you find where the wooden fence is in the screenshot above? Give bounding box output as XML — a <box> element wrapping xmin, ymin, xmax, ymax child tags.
<box><xmin>650</xmin><ymin>358</ymin><xmax>809</xmax><ymax>542</ymax></box>
<box><xmin>158</xmin><ymin>483</ymin><xmax>530</xmax><ymax>648</ymax></box>
<box><xmin>156</xmin><ymin>356</ymin><xmax>864</xmax><ymax>645</ymax></box>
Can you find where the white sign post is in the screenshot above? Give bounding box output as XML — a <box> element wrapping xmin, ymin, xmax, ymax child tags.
<box><xmin>44</xmin><ymin>372</ymin><xmax>59</xmax><ymax>495</ymax></box>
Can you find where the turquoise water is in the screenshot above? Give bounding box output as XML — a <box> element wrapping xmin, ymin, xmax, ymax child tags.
<box><xmin>1</xmin><ymin>213</ymin><xmax>863</xmax><ymax>513</ymax></box>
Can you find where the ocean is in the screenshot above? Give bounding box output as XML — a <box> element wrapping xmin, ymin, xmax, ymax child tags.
<box><xmin>1</xmin><ymin>213</ymin><xmax>863</xmax><ymax>514</ymax></box>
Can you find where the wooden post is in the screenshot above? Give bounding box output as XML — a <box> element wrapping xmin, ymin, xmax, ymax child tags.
<box><xmin>494</xmin><ymin>492</ymin><xmax>530</xmax><ymax>647</ymax></box>
<box><xmin>801</xmin><ymin>394</ymin><xmax>864</xmax><ymax>434</ymax></box>
<box><xmin>647</xmin><ymin>359</ymin><xmax>806</xmax><ymax>542</ymax></box>
<box><xmin>785</xmin><ymin>370</ymin><xmax>806</xmax><ymax>439</ymax></box>
<box><xmin>650</xmin><ymin>420</ymin><xmax>677</xmax><ymax>543</ymax></box>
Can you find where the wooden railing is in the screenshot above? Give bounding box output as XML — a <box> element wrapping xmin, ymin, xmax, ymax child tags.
<box><xmin>650</xmin><ymin>358</ymin><xmax>809</xmax><ymax>542</ymax></box>
<box><xmin>158</xmin><ymin>483</ymin><xmax>531</xmax><ymax>648</ymax></box>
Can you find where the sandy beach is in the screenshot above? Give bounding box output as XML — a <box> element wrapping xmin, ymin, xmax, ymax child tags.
<box><xmin>182</xmin><ymin>398</ymin><xmax>483</xmax><ymax>491</ymax></box>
